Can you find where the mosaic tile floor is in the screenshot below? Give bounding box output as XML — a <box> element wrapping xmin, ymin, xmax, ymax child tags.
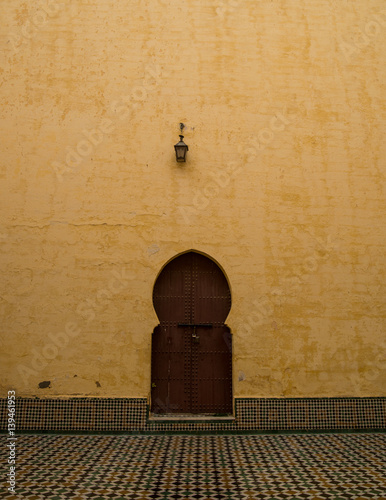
<box><xmin>1</xmin><ymin>433</ymin><xmax>385</xmax><ymax>499</ymax></box>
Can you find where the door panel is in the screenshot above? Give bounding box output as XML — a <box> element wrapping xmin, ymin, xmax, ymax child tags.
<box><xmin>151</xmin><ymin>252</ymin><xmax>232</xmax><ymax>414</ymax></box>
<box><xmin>195</xmin><ymin>326</ymin><xmax>232</xmax><ymax>413</ymax></box>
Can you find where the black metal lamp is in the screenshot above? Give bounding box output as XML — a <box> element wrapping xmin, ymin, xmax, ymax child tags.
<box><xmin>174</xmin><ymin>123</ymin><xmax>189</xmax><ymax>162</ymax></box>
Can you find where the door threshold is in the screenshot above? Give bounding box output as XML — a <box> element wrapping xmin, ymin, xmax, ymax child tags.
<box><xmin>149</xmin><ymin>413</ymin><xmax>235</xmax><ymax>422</ymax></box>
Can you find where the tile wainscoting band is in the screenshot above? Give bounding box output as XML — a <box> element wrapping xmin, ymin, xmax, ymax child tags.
<box><xmin>0</xmin><ymin>397</ymin><xmax>385</xmax><ymax>433</ymax></box>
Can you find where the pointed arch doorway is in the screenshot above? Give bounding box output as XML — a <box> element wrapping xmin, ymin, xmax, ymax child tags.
<box><xmin>151</xmin><ymin>251</ymin><xmax>232</xmax><ymax>415</ymax></box>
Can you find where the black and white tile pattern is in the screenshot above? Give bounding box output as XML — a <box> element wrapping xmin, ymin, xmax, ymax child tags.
<box><xmin>0</xmin><ymin>398</ymin><xmax>385</xmax><ymax>433</ymax></box>
<box><xmin>1</xmin><ymin>433</ymin><xmax>385</xmax><ymax>499</ymax></box>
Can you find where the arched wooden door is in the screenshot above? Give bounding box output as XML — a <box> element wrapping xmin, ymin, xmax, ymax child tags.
<box><xmin>151</xmin><ymin>251</ymin><xmax>232</xmax><ymax>414</ymax></box>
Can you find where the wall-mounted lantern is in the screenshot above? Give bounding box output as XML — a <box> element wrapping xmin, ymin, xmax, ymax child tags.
<box><xmin>174</xmin><ymin>123</ymin><xmax>189</xmax><ymax>162</ymax></box>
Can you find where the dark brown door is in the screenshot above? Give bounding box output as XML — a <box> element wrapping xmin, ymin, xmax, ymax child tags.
<box><xmin>151</xmin><ymin>251</ymin><xmax>232</xmax><ymax>414</ymax></box>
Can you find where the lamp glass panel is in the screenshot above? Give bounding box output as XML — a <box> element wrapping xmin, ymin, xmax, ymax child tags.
<box><xmin>176</xmin><ymin>146</ymin><xmax>186</xmax><ymax>160</ymax></box>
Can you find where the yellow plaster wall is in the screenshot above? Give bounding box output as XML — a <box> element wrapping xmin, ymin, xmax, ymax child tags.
<box><xmin>0</xmin><ymin>0</ymin><xmax>385</xmax><ymax>398</ymax></box>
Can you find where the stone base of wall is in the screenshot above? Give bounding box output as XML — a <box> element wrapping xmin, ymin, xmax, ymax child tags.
<box><xmin>1</xmin><ymin>398</ymin><xmax>385</xmax><ymax>433</ymax></box>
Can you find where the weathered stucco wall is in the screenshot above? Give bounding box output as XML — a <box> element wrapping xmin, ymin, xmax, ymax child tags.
<box><xmin>0</xmin><ymin>0</ymin><xmax>385</xmax><ymax>398</ymax></box>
